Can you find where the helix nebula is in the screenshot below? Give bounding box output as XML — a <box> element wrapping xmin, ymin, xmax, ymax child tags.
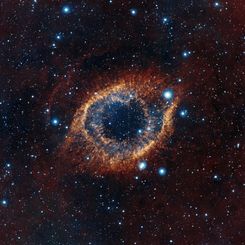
<box><xmin>60</xmin><ymin>70</ymin><xmax>180</xmax><ymax>174</ymax></box>
<box><xmin>0</xmin><ymin>1</ymin><xmax>244</xmax><ymax>244</ymax></box>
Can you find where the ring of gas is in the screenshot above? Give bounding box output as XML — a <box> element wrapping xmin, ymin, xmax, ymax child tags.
<box><xmin>59</xmin><ymin>70</ymin><xmax>179</xmax><ymax>174</ymax></box>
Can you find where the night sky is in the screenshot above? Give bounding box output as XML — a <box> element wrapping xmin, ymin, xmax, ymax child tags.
<box><xmin>1</xmin><ymin>0</ymin><xmax>245</xmax><ymax>244</ymax></box>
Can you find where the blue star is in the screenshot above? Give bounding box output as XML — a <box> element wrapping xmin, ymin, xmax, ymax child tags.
<box><xmin>130</xmin><ymin>8</ymin><xmax>137</xmax><ymax>16</ymax></box>
<box><xmin>137</xmin><ymin>129</ymin><xmax>143</xmax><ymax>134</ymax></box>
<box><xmin>214</xmin><ymin>2</ymin><xmax>221</xmax><ymax>7</ymax></box>
<box><xmin>179</xmin><ymin>109</ymin><xmax>188</xmax><ymax>118</ymax></box>
<box><xmin>162</xmin><ymin>17</ymin><xmax>169</xmax><ymax>25</ymax></box>
<box><xmin>158</xmin><ymin>167</ymin><xmax>167</xmax><ymax>176</ymax></box>
<box><xmin>1</xmin><ymin>199</ymin><xmax>8</xmax><ymax>207</ymax></box>
<box><xmin>51</xmin><ymin>43</ymin><xmax>56</xmax><ymax>48</ymax></box>
<box><xmin>62</xmin><ymin>5</ymin><xmax>72</xmax><ymax>14</ymax></box>
<box><xmin>51</xmin><ymin>118</ymin><xmax>59</xmax><ymax>126</ymax></box>
<box><xmin>138</xmin><ymin>160</ymin><xmax>147</xmax><ymax>171</ymax></box>
<box><xmin>182</xmin><ymin>50</ymin><xmax>191</xmax><ymax>58</ymax></box>
<box><xmin>162</xmin><ymin>88</ymin><xmax>174</xmax><ymax>100</ymax></box>
<box><xmin>55</xmin><ymin>33</ymin><xmax>62</xmax><ymax>40</ymax></box>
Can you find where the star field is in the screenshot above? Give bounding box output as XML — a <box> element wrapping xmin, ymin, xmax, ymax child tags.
<box><xmin>0</xmin><ymin>0</ymin><xmax>244</xmax><ymax>244</ymax></box>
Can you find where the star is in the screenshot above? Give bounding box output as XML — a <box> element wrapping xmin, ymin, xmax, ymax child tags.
<box><xmin>182</xmin><ymin>51</ymin><xmax>191</xmax><ymax>58</ymax></box>
<box><xmin>62</xmin><ymin>5</ymin><xmax>72</xmax><ymax>14</ymax></box>
<box><xmin>51</xmin><ymin>118</ymin><xmax>59</xmax><ymax>126</ymax></box>
<box><xmin>162</xmin><ymin>88</ymin><xmax>174</xmax><ymax>100</ymax></box>
<box><xmin>162</xmin><ymin>17</ymin><xmax>169</xmax><ymax>25</ymax></box>
<box><xmin>138</xmin><ymin>160</ymin><xmax>147</xmax><ymax>171</ymax></box>
<box><xmin>1</xmin><ymin>199</ymin><xmax>8</xmax><ymax>207</ymax></box>
<box><xmin>214</xmin><ymin>2</ymin><xmax>221</xmax><ymax>8</ymax></box>
<box><xmin>130</xmin><ymin>8</ymin><xmax>137</xmax><ymax>16</ymax></box>
<box><xmin>179</xmin><ymin>109</ymin><xmax>188</xmax><ymax>118</ymax></box>
<box><xmin>55</xmin><ymin>33</ymin><xmax>62</xmax><ymax>40</ymax></box>
<box><xmin>158</xmin><ymin>167</ymin><xmax>167</xmax><ymax>176</ymax></box>
<box><xmin>51</xmin><ymin>43</ymin><xmax>56</xmax><ymax>48</ymax></box>
<box><xmin>137</xmin><ymin>129</ymin><xmax>143</xmax><ymax>134</ymax></box>
<box><xmin>213</xmin><ymin>174</ymin><xmax>221</xmax><ymax>181</ymax></box>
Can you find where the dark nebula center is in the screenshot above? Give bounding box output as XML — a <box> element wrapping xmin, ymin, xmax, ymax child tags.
<box><xmin>102</xmin><ymin>100</ymin><xmax>146</xmax><ymax>141</ymax></box>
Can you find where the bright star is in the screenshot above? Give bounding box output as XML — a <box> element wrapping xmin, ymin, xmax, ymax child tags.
<box><xmin>55</xmin><ymin>33</ymin><xmax>62</xmax><ymax>40</ymax></box>
<box><xmin>1</xmin><ymin>199</ymin><xmax>8</xmax><ymax>207</ymax></box>
<box><xmin>182</xmin><ymin>51</ymin><xmax>191</xmax><ymax>58</ymax></box>
<box><xmin>51</xmin><ymin>118</ymin><xmax>59</xmax><ymax>126</ymax></box>
<box><xmin>130</xmin><ymin>8</ymin><xmax>137</xmax><ymax>16</ymax></box>
<box><xmin>214</xmin><ymin>2</ymin><xmax>220</xmax><ymax>7</ymax></box>
<box><xmin>158</xmin><ymin>167</ymin><xmax>167</xmax><ymax>176</ymax></box>
<box><xmin>138</xmin><ymin>160</ymin><xmax>147</xmax><ymax>171</ymax></box>
<box><xmin>162</xmin><ymin>17</ymin><xmax>169</xmax><ymax>24</ymax></box>
<box><xmin>162</xmin><ymin>88</ymin><xmax>174</xmax><ymax>100</ymax></box>
<box><xmin>137</xmin><ymin>129</ymin><xmax>143</xmax><ymax>134</ymax></box>
<box><xmin>62</xmin><ymin>5</ymin><xmax>71</xmax><ymax>14</ymax></box>
<box><xmin>179</xmin><ymin>109</ymin><xmax>188</xmax><ymax>118</ymax></box>
<box><xmin>213</xmin><ymin>174</ymin><xmax>221</xmax><ymax>181</ymax></box>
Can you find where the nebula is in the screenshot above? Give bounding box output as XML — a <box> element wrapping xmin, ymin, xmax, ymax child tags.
<box><xmin>1</xmin><ymin>1</ymin><xmax>244</xmax><ymax>244</ymax></box>
<box><xmin>59</xmin><ymin>70</ymin><xmax>180</xmax><ymax>173</ymax></box>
